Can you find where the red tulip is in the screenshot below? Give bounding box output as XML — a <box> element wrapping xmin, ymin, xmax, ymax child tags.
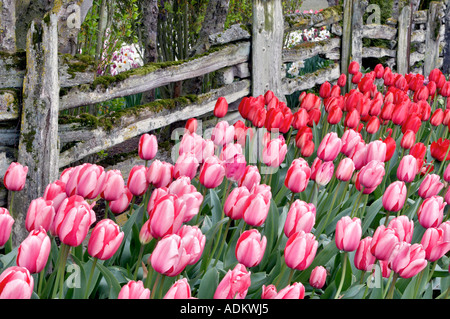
<box><xmin>3</xmin><ymin>162</ymin><xmax>28</xmax><ymax>192</ymax></box>
<box><xmin>351</xmin><ymin>71</ymin><xmax>362</xmax><ymax>84</ymax></box>
<box><xmin>185</xmin><ymin>118</ymin><xmax>198</xmax><ymax>134</ymax></box>
<box><xmin>365</xmin><ymin>116</ymin><xmax>380</xmax><ymax>134</ymax></box>
<box><xmin>292</xmin><ymin>108</ymin><xmax>309</xmax><ymax>129</ymax></box>
<box><xmin>327</xmin><ymin>105</ymin><xmax>343</xmax><ymax>125</ymax></box>
<box><xmin>348</xmin><ymin>61</ymin><xmax>360</xmax><ymax>75</ymax></box>
<box><xmin>382</xmin><ymin>130</ymin><xmax>396</xmax><ymax>161</ymax></box>
<box><xmin>319</xmin><ymin>81</ymin><xmax>331</xmax><ymax>99</ymax></box>
<box><xmin>300</xmin><ymin>93</ymin><xmax>320</xmax><ymax>111</ymax></box>
<box><xmin>214</xmin><ymin>96</ymin><xmax>228</xmax><ymax>118</ymax></box>
<box><xmin>430</xmin><ymin>138</ymin><xmax>450</xmax><ymax>161</ymax></box>
<box><xmin>374</xmin><ymin>64</ymin><xmax>384</xmax><ymax>78</ymax></box>
<box><xmin>400</xmin><ymin>129</ymin><xmax>416</xmax><ymax>150</ymax></box>
<box><xmin>337</xmin><ymin>73</ymin><xmax>347</xmax><ymax>87</ymax></box>
<box><xmin>344</xmin><ymin>109</ymin><xmax>360</xmax><ymax>129</ymax></box>
<box><xmin>138</xmin><ymin>133</ymin><xmax>158</xmax><ymax>161</ymax></box>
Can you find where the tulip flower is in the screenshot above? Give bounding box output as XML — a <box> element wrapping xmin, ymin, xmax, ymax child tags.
<box><xmin>300</xmin><ymin>93</ymin><xmax>320</xmax><ymax>111</ymax></box>
<box><xmin>16</xmin><ymin>226</ymin><xmax>51</xmax><ymax>274</ymax></box>
<box><xmin>168</xmin><ymin>177</ymin><xmax>203</xmax><ymax>223</ymax></box>
<box><xmin>88</xmin><ymin>219</ymin><xmax>124</xmax><ymax>260</ymax></box>
<box><xmin>382</xmin><ymin>181</ymin><xmax>407</xmax><ymax>213</ymax></box>
<box><xmin>52</xmin><ymin>195</ymin><xmax>96</xmax><ymax>246</ymax></box>
<box><xmin>178</xmin><ymin>225</ymin><xmax>206</xmax><ymax>265</ymax></box>
<box><xmin>101</xmin><ymin>169</ymin><xmax>125</xmax><ymax>202</ymax></box>
<box><xmin>65</xmin><ymin>163</ymin><xmax>106</xmax><ymax>199</ymax></box>
<box><xmin>388</xmin><ymin>242</ymin><xmax>428</xmax><ymax>279</ymax></box>
<box><xmin>261</xmin><ymin>284</ymin><xmax>278</xmax><ymax>299</ymax></box>
<box><xmin>388</xmin><ymin>215</ymin><xmax>414</xmax><ymax>243</ymax></box>
<box><xmin>43</xmin><ymin>180</ymin><xmax>67</xmax><ymax>213</ymax></box>
<box><xmin>223</xmin><ymin>153</ymin><xmax>247</xmax><ymax>182</ymax></box>
<box><xmin>164</xmin><ymin>278</ymin><xmax>193</xmax><ymax>299</ymax></box>
<box><xmin>238</xmin><ymin>165</ymin><xmax>261</xmax><ymax>191</ymax></box>
<box><xmin>109</xmin><ymin>187</ymin><xmax>133</xmax><ymax>214</ymax></box>
<box><xmin>224</xmin><ymin>186</ymin><xmax>250</xmax><ymax>220</ymax></box>
<box><xmin>262</xmin><ymin>135</ymin><xmax>287</xmax><ymax>167</ymax></box>
<box><xmin>314</xmin><ymin>161</ymin><xmax>334</xmax><ymax>187</ymax></box>
<box><xmin>118</xmin><ymin>280</ymin><xmax>150</xmax><ymax>299</ymax></box>
<box><xmin>365</xmin><ymin>116</ymin><xmax>380</xmax><ymax>134</ymax></box>
<box><xmin>335</xmin><ymin>216</ymin><xmax>362</xmax><ymax>252</ymax></box>
<box><xmin>0</xmin><ymin>266</ymin><xmax>34</xmax><ymax>299</ymax></box>
<box><xmin>354</xmin><ymin>236</ymin><xmax>376</xmax><ymax>271</ymax></box>
<box><xmin>185</xmin><ymin>118</ymin><xmax>198</xmax><ymax>134</ymax></box>
<box><xmin>214</xmin><ymin>96</ymin><xmax>228</xmax><ymax>118</ymax></box>
<box><xmin>356</xmin><ymin>160</ymin><xmax>385</xmax><ymax>193</ymax></box>
<box><xmin>214</xmin><ymin>263</ymin><xmax>251</xmax><ymax>299</ymax></box>
<box><xmin>138</xmin><ymin>133</ymin><xmax>158</xmax><ymax>161</ymax></box>
<box><xmin>418</xmin><ymin>174</ymin><xmax>444</xmax><ymax>199</ymax></box>
<box><xmin>25</xmin><ymin>197</ymin><xmax>55</xmax><ymax>232</ymax></box>
<box><xmin>317</xmin><ymin>132</ymin><xmax>342</xmax><ymax>162</ymax></box>
<box><xmin>292</xmin><ymin>108</ymin><xmax>309</xmax><ymax>129</ymax></box>
<box><xmin>319</xmin><ymin>81</ymin><xmax>331</xmax><ymax>99</ymax></box>
<box><xmin>284</xmin><ymin>200</ymin><xmax>316</xmax><ymax>237</ymax></box>
<box><xmin>365</xmin><ymin>140</ymin><xmax>386</xmax><ymax>163</ymax></box>
<box><xmin>146</xmin><ymin>160</ymin><xmax>174</xmax><ymax>189</ymax></box>
<box><xmin>430</xmin><ymin>138</ymin><xmax>450</xmax><ymax>162</ymax></box>
<box><xmin>0</xmin><ymin>208</ymin><xmax>14</xmax><ymax>247</ymax></box>
<box><xmin>340</xmin><ymin>129</ymin><xmax>362</xmax><ymax>157</ymax></box>
<box><xmin>147</xmin><ymin>193</ymin><xmax>186</xmax><ymax>239</ymax></box>
<box><xmin>199</xmin><ymin>155</ymin><xmax>225</xmax><ymax>189</ymax></box>
<box><xmin>173</xmin><ymin>151</ymin><xmax>199</xmax><ymax>180</ymax></box>
<box><xmin>370</xmin><ymin>225</ymin><xmax>400</xmax><ymax>261</ymax></box>
<box><xmin>242</xmin><ymin>186</ymin><xmax>272</xmax><ymax>227</ymax></box>
<box><xmin>327</xmin><ymin>104</ymin><xmax>343</xmax><ymax>125</ymax></box>
<box><xmin>417</xmin><ymin>195</ymin><xmax>446</xmax><ymax>229</ymax></box>
<box><xmin>284</xmin><ymin>230</ymin><xmax>318</xmax><ymax>271</ymax></box>
<box><xmin>309</xmin><ymin>266</ymin><xmax>327</xmax><ymax>290</ymax></box>
<box><xmin>335</xmin><ymin>157</ymin><xmax>355</xmax><ymax>182</ymax></box>
<box><xmin>284</xmin><ymin>158</ymin><xmax>311</xmax><ymax>193</ymax></box>
<box><xmin>3</xmin><ymin>162</ymin><xmax>28</xmax><ymax>191</ymax></box>
<box><xmin>235</xmin><ymin>229</ymin><xmax>267</xmax><ymax>268</ymax></box>
<box><xmin>397</xmin><ymin>155</ymin><xmax>418</xmax><ymax>183</ymax></box>
<box><xmin>211</xmin><ymin>120</ymin><xmax>235</xmax><ymax>146</ymax></box>
<box><xmin>337</xmin><ymin>73</ymin><xmax>347</xmax><ymax>87</ymax></box>
<box><xmin>150</xmin><ymin>234</ymin><xmax>190</xmax><ymax>277</ymax></box>
<box><xmin>274</xmin><ymin>282</ymin><xmax>305</xmax><ymax>299</ymax></box>
<box><xmin>400</xmin><ymin>129</ymin><xmax>416</xmax><ymax>150</ymax></box>
<box><xmin>348</xmin><ymin>61</ymin><xmax>360</xmax><ymax>75</ymax></box>
<box><xmin>420</xmin><ymin>227</ymin><xmax>450</xmax><ymax>262</ymax></box>
<box><xmin>126</xmin><ymin>165</ymin><xmax>149</xmax><ymax>197</ymax></box>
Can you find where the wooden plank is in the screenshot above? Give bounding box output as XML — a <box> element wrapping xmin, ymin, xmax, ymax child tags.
<box><xmin>362</xmin><ymin>47</ymin><xmax>396</xmax><ymax>58</ymax></box>
<box><xmin>0</xmin><ymin>0</ymin><xmax>16</xmax><ymax>53</ymax></box>
<box><xmin>424</xmin><ymin>2</ymin><xmax>444</xmax><ymax>76</ymax></box>
<box><xmin>340</xmin><ymin>0</ymin><xmax>352</xmax><ymax>94</ymax></box>
<box><xmin>284</xmin><ymin>5</ymin><xmax>343</xmax><ymax>32</ymax></box>
<box><xmin>281</xmin><ymin>63</ymin><xmax>340</xmax><ymax>96</ymax></box>
<box><xmin>60</xmin><ymin>41</ymin><xmax>250</xmax><ymax>110</ymax></box>
<box><xmin>362</xmin><ymin>24</ymin><xmax>397</xmax><ymax>40</ymax></box>
<box><xmin>397</xmin><ymin>5</ymin><xmax>412</xmax><ymax>75</ymax></box>
<box><xmin>282</xmin><ymin>37</ymin><xmax>341</xmax><ymax>63</ymax></box>
<box><xmin>58</xmin><ymin>80</ymin><xmax>250</xmax><ymax>167</ymax></box>
<box><xmin>0</xmin><ymin>89</ymin><xmax>19</xmax><ymax>121</ymax></box>
<box><xmin>350</xmin><ymin>0</ymin><xmax>367</xmax><ymax>68</ymax></box>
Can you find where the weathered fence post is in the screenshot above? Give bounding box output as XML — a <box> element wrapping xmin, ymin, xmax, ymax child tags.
<box><xmin>424</xmin><ymin>1</ymin><xmax>444</xmax><ymax>76</ymax></box>
<box><xmin>252</xmin><ymin>0</ymin><xmax>285</xmax><ymax>100</ymax></box>
<box><xmin>0</xmin><ymin>0</ymin><xmax>16</xmax><ymax>53</ymax></box>
<box><xmin>340</xmin><ymin>0</ymin><xmax>353</xmax><ymax>93</ymax></box>
<box><xmin>11</xmin><ymin>13</ymin><xmax>60</xmax><ymax>245</ymax></box>
<box><xmin>443</xmin><ymin>0</ymin><xmax>450</xmax><ymax>74</ymax></box>
<box><xmin>350</xmin><ymin>0</ymin><xmax>367</xmax><ymax>69</ymax></box>
<box><xmin>397</xmin><ymin>4</ymin><xmax>412</xmax><ymax>74</ymax></box>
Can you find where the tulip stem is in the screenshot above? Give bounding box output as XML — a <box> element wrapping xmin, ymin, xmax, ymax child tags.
<box><xmin>128</xmin><ymin>196</ymin><xmax>136</xmax><ymax>216</ymax></box>
<box><xmin>334</xmin><ymin>252</ymin><xmax>347</xmax><ymax>299</ymax></box>
<box><xmin>53</xmin><ymin>243</ymin><xmax>70</xmax><ymax>299</ymax></box>
<box><xmin>84</xmin><ymin>257</ymin><xmax>98</xmax><ymax>299</ymax></box>
<box><xmin>104</xmin><ymin>201</ymin><xmax>110</xmax><ymax>219</ymax></box>
<box><xmin>213</xmin><ymin>218</ymin><xmax>232</xmax><ymax>267</ymax></box>
<box><xmin>350</xmin><ymin>191</ymin><xmax>364</xmax><ymax>218</ymax></box>
<box><xmin>386</xmin><ymin>273</ymin><xmax>399</xmax><ymax>299</ymax></box>
<box><xmin>316</xmin><ymin>181</ymin><xmax>341</xmax><ymax>239</ymax></box>
<box><xmin>437</xmin><ymin>145</ymin><xmax>450</xmax><ymax>176</ymax></box>
<box><xmin>8</xmin><ymin>191</ymin><xmax>15</xmax><ymax>219</ymax></box>
<box><xmin>287</xmin><ymin>268</ymin><xmax>295</xmax><ymax>285</ymax></box>
<box><xmin>134</xmin><ymin>245</ymin><xmax>145</xmax><ymax>280</ymax></box>
<box><xmin>150</xmin><ymin>273</ymin><xmax>162</xmax><ymax>299</ymax></box>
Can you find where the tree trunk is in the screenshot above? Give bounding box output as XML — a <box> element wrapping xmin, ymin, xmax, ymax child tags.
<box><xmin>140</xmin><ymin>0</ymin><xmax>159</xmax><ymax>103</ymax></box>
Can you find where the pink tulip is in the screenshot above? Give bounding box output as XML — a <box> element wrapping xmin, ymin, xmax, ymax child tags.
<box><xmin>370</xmin><ymin>225</ymin><xmax>400</xmax><ymax>261</ymax></box>
<box><xmin>439</xmin><ymin>221</ymin><xmax>450</xmax><ymax>242</ymax></box>
<box><xmin>350</xmin><ymin>141</ymin><xmax>367</xmax><ymax>170</ymax></box>
<box><xmin>173</xmin><ymin>152</ymin><xmax>199</xmax><ymax>180</ymax></box>
<box><xmin>213</xmin><ymin>263</ymin><xmax>251</xmax><ymax>299</ymax></box>
<box><xmin>261</xmin><ymin>284</ymin><xmax>278</xmax><ymax>299</ymax></box>
<box><xmin>309</xmin><ymin>266</ymin><xmax>327</xmax><ymax>289</ymax></box>
<box><xmin>262</xmin><ymin>135</ymin><xmax>287</xmax><ymax>167</ymax></box>
<box><xmin>284</xmin><ymin>200</ymin><xmax>316</xmax><ymax>237</ymax></box>
<box><xmin>127</xmin><ymin>165</ymin><xmax>149</xmax><ymax>196</ymax></box>
<box><xmin>335</xmin><ymin>216</ymin><xmax>362</xmax><ymax>252</ymax></box>
<box><xmin>0</xmin><ymin>266</ymin><xmax>34</xmax><ymax>299</ymax></box>
<box><xmin>16</xmin><ymin>226</ymin><xmax>51</xmax><ymax>273</ymax></box>
<box><xmin>25</xmin><ymin>197</ymin><xmax>55</xmax><ymax>232</ymax></box>
<box><xmin>199</xmin><ymin>156</ymin><xmax>225</xmax><ymax>189</ymax></box>
<box><xmin>211</xmin><ymin>121</ymin><xmax>235</xmax><ymax>147</ymax></box>
<box><xmin>340</xmin><ymin>129</ymin><xmax>362</xmax><ymax>157</ymax></box>
<box><xmin>355</xmin><ymin>160</ymin><xmax>385</xmax><ymax>194</ymax></box>
<box><xmin>382</xmin><ymin>181</ymin><xmax>407</xmax><ymax>212</ymax></box>
<box><xmin>59</xmin><ymin>167</ymin><xmax>75</xmax><ymax>184</ymax></box>
<box><xmin>284</xmin><ymin>158</ymin><xmax>311</xmax><ymax>193</ymax></box>
<box><xmin>242</xmin><ymin>185</ymin><xmax>272</xmax><ymax>227</ymax></box>
<box><xmin>169</xmin><ymin>177</ymin><xmax>203</xmax><ymax>223</ymax></box>
<box><xmin>335</xmin><ymin>157</ymin><xmax>355</xmax><ymax>182</ymax></box>
<box><xmin>238</xmin><ymin>165</ymin><xmax>261</xmax><ymax>191</ymax></box>
<box><xmin>150</xmin><ymin>234</ymin><xmax>190</xmax><ymax>277</ymax></box>
<box><xmin>224</xmin><ymin>186</ymin><xmax>251</xmax><ymax>220</ymax></box>
<box><xmin>418</xmin><ymin>174</ymin><xmax>444</xmax><ymax>199</ymax></box>
<box><xmin>284</xmin><ymin>230</ymin><xmax>318</xmax><ymax>271</ymax></box>
<box><xmin>420</xmin><ymin>227</ymin><xmax>450</xmax><ymax>262</ymax></box>
<box><xmin>146</xmin><ymin>187</ymin><xmax>169</xmax><ymax>214</ymax></box>
<box><xmin>235</xmin><ymin>229</ymin><xmax>267</xmax><ymax>268</ymax></box>
<box><xmin>0</xmin><ymin>208</ymin><xmax>14</xmax><ymax>247</ymax></box>
<box><xmin>146</xmin><ymin>160</ymin><xmax>173</xmax><ymax>189</ymax></box>
<box><xmin>388</xmin><ymin>242</ymin><xmax>428</xmax><ymax>279</ymax></box>
<box><xmin>3</xmin><ymin>162</ymin><xmax>28</xmax><ymax>191</ymax></box>
<box><xmin>138</xmin><ymin>133</ymin><xmax>158</xmax><ymax>161</ymax></box>
<box><xmin>147</xmin><ymin>193</ymin><xmax>186</xmax><ymax>239</ymax></box>
<box><xmin>101</xmin><ymin>169</ymin><xmax>125</xmax><ymax>202</ymax></box>
<box><xmin>178</xmin><ymin>225</ymin><xmax>206</xmax><ymax>265</ymax></box>
<box><xmin>354</xmin><ymin>237</ymin><xmax>376</xmax><ymax>271</ymax></box>
<box><xmin>314</xmin><ymin>161</ymin><xmax>334</xmax><ymax>186</ymax></box>
<box><xmin>43</xmin><ymin>180</ymin><xmax>67</xmax><ymax>212</ymax></box>
<box><xmin>396</xmin><ymin>155</ymin><xmax>418</xmax><ymax>183</ymax></box>
<box><xmin>417</xmin><ymin>195</ymin><xmax>446</xmax><ymax>228</ymax></box>
<box><xmin>118</xmin><ymin>280</ymin><xmax>150</xmax><ymax>299</ymax></box>
<box><xmin>444</xmin><ymin>163</ymin><xmax>450</xmax><ymax>183</ymax></box>
<box><xmin>274</xmin><ymin>282</ymin><xmax>305</xmax><ymax>299</ymax></box>
<box><xmin>224</xmin><ymin>153</ymin><xmax>247</xmax><ymax>182</ymax></box>
<box><xmin>388</xmin><ymin>215</ymin><xmax>414</xmax><ymax>243</ymax></box>
<box><xmin>88</xmin><ymin>219</ymin><xmax>124</xmax><ymax>260</ymax></box>
<box><xmin>51</xmin><ymin>195</ymin><xmax>96</xmax><ymax>246</ymax></box>
<box><xmin>317</xmin><ymin>132</ymin><xmax>342</xmax><ymax>162</ymax></box>
<box><xmin>139</xmin><ymin>220</ymin><xmax>153</xmax><ymax>245</ymax></box>
<box><xmin>164</xmin><ymin>278</ymin><xmax>193</xmax><ymax>299</ymax></box>
<box><xmin>109</xmin><ymin>187</ymin><xmax>133</xmax><ymax>214</ymax></box>
<box><xmin>365</xmin><ymin>140</ymin><xmax>386</xmax><ymax>163</ymax></box>
<box><xmin>65</xmin><ymin>163</ymin><xmax>106</xmax><ymax>199</ymax></box>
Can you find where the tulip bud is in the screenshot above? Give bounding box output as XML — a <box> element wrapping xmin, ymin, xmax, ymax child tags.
<box><xmin>388</xmin><ymin>242</ymin><xmax>428</xmax><ymax>279</ymax></box>
<box><xmin>262</xmin><ymin>136</ymin><xmax>287</xmax><ymax>167</ymax></box>
<box><xmin>185</xmin><ymin>118</ymin><xmax>198</xmax><ymax>134</ymax></box>
<box><xmin>417</xmin><ymin>195</ymin><xmax>446</xmax><ymax>229</ymax></box>
<box><xmin>354</xmin><ymin>237</ymin><xmax>376</xmax><ymax>271</ymax></box>
<box><xmin>199</xmin><ymin>155</ymin><xmax>225</xmax><ymax>189</ymax></box>
<box><xmin>418</xmin><ymin>174</ymin><xmax>444</xmax><ymax>199</ymax></box>
<box><xmin>397</xmin><ymin>155</ymin><xmax>418</xmax><ymax>183</ymax></box>
<box><xmin>284</xmin><ymin>230</ymin><xmax>318</xmax><ymax>270</ymax></box>
<box><xmin>138</xmin><ymin>133</ymin><xmax>158</xmax><ymax>161</ymax></box>
<box><xmin>335</xmin><ymin>216</ymin><xmax>362</xmax><ymax>252</ymax></box>
<box><xmin>420</xmin><ymin>227</ymin><xmax>450</xmax><ymax>262</ymax></box>
<box><xmin>16</xmin><ymin>226</ymin><xmax>51</xmax><ymax>274</ymax></box>
<box><xmin>400</xmin><ymin>129</ymin><xmax>416</xmax><ymax>149</ymax></box>
<box><xmin>118</xmin><ymin>280</ymin><xmax>150</xmax><ymax>299</ymax></box>
<box><xmin>25</xmin><ymin>197</ymin><xmax>55</xmax><ymax>233</ymax></box>
<box><xmin>317</xmin><ymin>132</ymin><xmax>342</xmax><ymax>162</ymax></box>
<box><xmin>284</xmin><ymin>200</ymin><xmax>316</xmax><ymax>237</ymax></box>
<box><xmin>164</xmin><ymin>278</ymin><xmax>193</xmax><ymax>299</ymax></box>
<box><xmin>146</xmin><ymin>160</ymin><xmax>173</xmax><ymax>189</ymax></box>
<box><xmin>150</xmin><ymin>234</ymin><xmax>190</xmax><ymax>277</ymax></box>
<box><xmin>147</xmin><ymin>193</ymin><xmax>186</xmax><ymax>239</ymax></box>
<box><xmin>127</xmin><ymin>165</ymin><xmax>149</xmax><ymax>196</ymax></box>
<box><xmin>214</xmin><ymin>97</ymin><xmax>228</xmax><ymax>118</ymax></box>
<box><xmin>309</xmin><ymin>266</ymin><xmax>327</xmax><ymax>289</ymax></box>
<box><xmin>335</xmin><ymin>157</ymin><xmax>355</xmax><ymax>182</ymax></box>
<box><xmin>101</xmin><ymin>169</ymin><xmax>125</xmax><ymax>202</ymax></box>
<box><xmin>3</xmin><ymin>162</ymin><xmax>28</xmax><ymax>191</ymax></box>
<box><xmin>284</xmin><ymin>158</ymin><xmax>311</xmax><ymax>193</ymax></box>
<box><xmin>0</xmin><ymin>266</ymin><xmax>34</xmax><ymax>299</ymax></box>
<box><xmin>214</xmin><ymin>263</ymin><xmax>251</xmax><ymax>299</ymax></box>
<box><xmin>314</xmin><ymin>161</ymin><xmax>334</xmax><ymax>186</ymax></box>
<box><xmin>235</xmin><ymin>229</ymin><xmax>267</xmax><ymax>268</ymax></box>
<box><xmin>88</xmin><ymin>219</ymin><xmax>124</xmax><ymax>260</ymax></box>
<box><xmin>382</xmin><ymin>181</ymin><xmax>407</xmax><ymax>213</ymax></box>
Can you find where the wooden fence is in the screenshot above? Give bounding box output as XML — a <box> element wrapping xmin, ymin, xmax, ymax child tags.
<box><xmin>0</xmin><ymin>0</ymin><xmax>448</xmax><ymax>243</ymax></box>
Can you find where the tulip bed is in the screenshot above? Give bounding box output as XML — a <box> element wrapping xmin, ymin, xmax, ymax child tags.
<box><xmin>0</xmin><ymin>61</ymin><xmax>450</xmax><ymax>300</ymax></box>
